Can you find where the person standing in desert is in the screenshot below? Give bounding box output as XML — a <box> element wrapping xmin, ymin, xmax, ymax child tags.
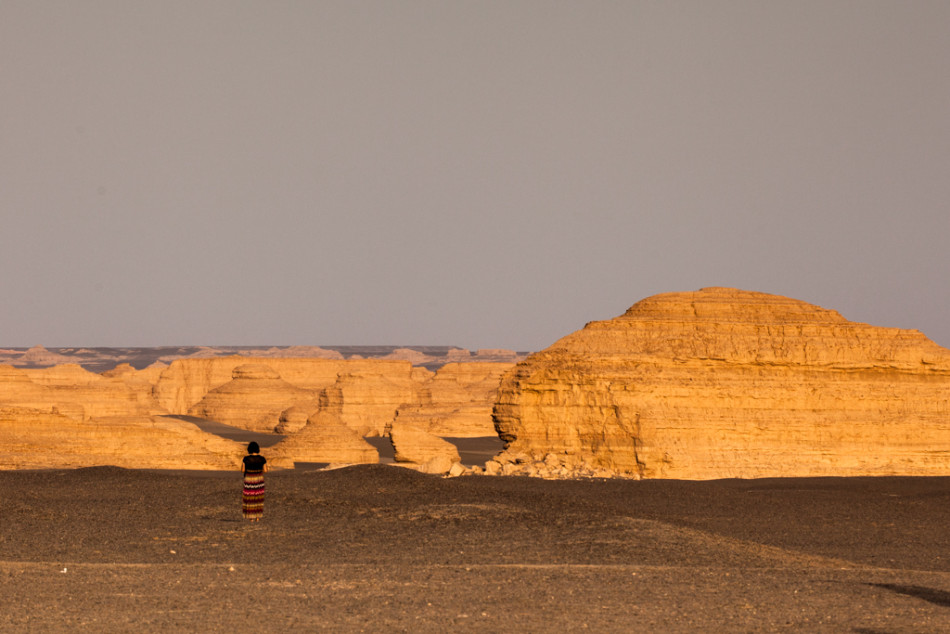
<box><xmin>241</xmin><ymin>441</ymin><xmax>267</xmax><ymax>521</ymax></box>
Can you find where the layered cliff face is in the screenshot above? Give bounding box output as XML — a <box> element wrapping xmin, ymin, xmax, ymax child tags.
<box><xmin>152</xmin><ymin>357</ymin><xmax>417</xmax><ymax>416</ymax></box>
<box><xmin>493</xmin><ymin>288</ymin><xmax>950</xmax><ymax>479</ymax></box>
<box><xmin>189</xmin><ymin>365</ymin><xmax>317</xmax><ymax>433</ymax></box>
<box><xmin>150</xmin><ymin>356</ymin><xmax>512</xmax><ymax>438</ymax></box>
<box><xmin>0</xmin><ymin>365</ymin><xmax>58</xmax><ymax>413</ymax></box>
<box><xmin>0</xmin><ymin>407</ymin><xmax>243</xmax><ymax>470</ymax></box>
<box><xmin>395</xmin><ymin>362</ymin><xmax>515</xmax><ymax>437</ymax></box>
<box><xmin>268</xmin><ymin>411</ymin><xmax>380</xmax><ymax>467</ymax></box>
<box><xmin>23</xmin><ymin>364</ymin><xmax>159</xmax><ymax>419</ymax></box>
<box><xmin>324</xmin><ymin>370</ymin><xmax>418</xmax><ymax>437</ymax></box>
<box><xmin>0</xmin><ymin>364</ymin><xmax>156</xmax><ymax>421</ymax></box>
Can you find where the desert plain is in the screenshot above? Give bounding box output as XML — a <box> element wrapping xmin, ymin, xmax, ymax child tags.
<box><xmin>4</xmin><ymin>466</ymin><xmax>950</xmax><ymax>631</ymax></box>
<box><xmin>4</xmin><ymin>288</ymin><xmax>950</xmax><ymax>630</ymax></box>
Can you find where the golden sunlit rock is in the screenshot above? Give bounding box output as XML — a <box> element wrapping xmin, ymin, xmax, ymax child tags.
<box><xmin>493</xmin><ymin>288</ymin><xmax>950</xmax><ymax>479</ymax></box>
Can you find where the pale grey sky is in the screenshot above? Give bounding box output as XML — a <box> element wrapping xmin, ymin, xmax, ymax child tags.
<box><xmin>2</xmin><ymin>1</ymin><xmax>948</xmax><ymax>351</ymax></box>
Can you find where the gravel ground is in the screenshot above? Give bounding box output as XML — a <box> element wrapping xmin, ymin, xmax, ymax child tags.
<box><xmin>3</xmin><ymin>466</ymin><xmax>950</xmax><ymax>631</ymax></box>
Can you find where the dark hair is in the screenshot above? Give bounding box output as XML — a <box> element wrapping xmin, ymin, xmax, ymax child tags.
<box><xmin>247</xmin><ymin>441</ymin><xmax>260</xmax><ymax>454</ymax></box>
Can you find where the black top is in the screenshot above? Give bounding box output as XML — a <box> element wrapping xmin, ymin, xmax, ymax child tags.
<box><xmin>243</xmin><ymin>454</ymin><xmax>267</xmax><ymax>473</ymax></box>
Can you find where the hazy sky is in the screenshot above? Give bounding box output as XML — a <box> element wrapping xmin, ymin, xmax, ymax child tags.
<box><xmin>2</xmin><ymin>1</ymin><xmax>948</xmax><ymax>351</ymax></box>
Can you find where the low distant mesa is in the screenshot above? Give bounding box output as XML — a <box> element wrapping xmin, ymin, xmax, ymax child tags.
<box><xmin>0</xmin><ymin>345</ymin><xmax>528</xmax><ymax>373</ymax></box>
<box><xmin>2</xmin><ymin>288</ymin><xmax>949</xmax><ymax>479</ymax></box>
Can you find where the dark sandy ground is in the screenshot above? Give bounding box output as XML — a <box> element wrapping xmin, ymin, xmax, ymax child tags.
<box><xmin>4</xmin><ymin>466</ymin><xmax>950</xmax><ymax>631</ymax></box>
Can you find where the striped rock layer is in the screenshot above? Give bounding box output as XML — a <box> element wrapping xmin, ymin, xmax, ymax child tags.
<box><xmin>493</xmin><ymin>288</ymin><xmax>950</xmax><ymax>479</ymax></box>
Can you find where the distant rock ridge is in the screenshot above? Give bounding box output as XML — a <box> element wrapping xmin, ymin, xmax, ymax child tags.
<box><xmin>17</xmin><ymin>346</ymin><xmax>77</xmax><ymax>367</ymax></box>
<box><xmin>492</xmin><ymin>288</ymin><xmax>950</xmax><ymax>480</ymax></box>
<box><xmin>0</xmin><ymin>345</ymin><xmax>528</xmax><ymax>372</ymax></box>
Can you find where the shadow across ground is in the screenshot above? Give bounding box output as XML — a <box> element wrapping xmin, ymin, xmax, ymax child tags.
<box><xmin>168</xmin><ymin>415</ymin><xmax>504</xmax><ymax>466</ymax></box>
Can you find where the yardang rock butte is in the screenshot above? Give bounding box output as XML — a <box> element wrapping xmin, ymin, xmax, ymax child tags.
<box><xmin>491</xmin><ymin>287</ymin><xmax>950</xmax><ymax>480</ymax></box>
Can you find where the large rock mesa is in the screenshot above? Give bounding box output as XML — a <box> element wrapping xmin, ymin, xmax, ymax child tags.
<box><xmin>493</xmin><ymin>288</ymin><xmax>950</xmax><ymax>479</ymax></box>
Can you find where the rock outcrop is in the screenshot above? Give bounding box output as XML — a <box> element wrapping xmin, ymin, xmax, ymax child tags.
<box><xmin>0</xmin><ymin>365</ymin><xmax>59</xmax><ymax>413</ymax></box>
<box><xmin>188</xmin><ymin>364</ymin><xmax>316</xmax><ymax>432</ymax></box>
<box><xmin>1</xmin><ymin>362</ymin><xmax>167</xmax><ymax>424</ymax></box>
<box><xmin>152</xmin><ymin>356</ymin><xmax>249</xmax><ymax>414</ymax></box>
<box><xmin>150</xmin><ymin>356</ymin><xmax>510</xmax><ymax>438</ymax></box>
<box><xmin>493</xmin><ymin>288</ymin><xmax>950</xmax><ymax>479</ymax></box>
<box><xmin>0</xmin><ymin>407</ymin><xmax>244</xmax><ymax>470</ymax></box>
<box><xmin>390</xmin><ymin>420</ymin><xmax>461</xmax><ymax>473</ymax></box>
<box><xmin>321</xmin><ymin>369</ymin><xmax>418</xmax><ymax>437</ymax></box>
<box><xmin>0</xmin><ymin>351</ymin><xmax>516</xmax><ymax>470</ymax></box>
<box><xmin>152</xmin><ymin>357</ymin><xmax>418</xmax><ymax>417</ymax></box>
<box><xmin>15</xmin><ymin>345</ymin><xmax>77</xmax><ymax>367</ymax></box>
<box><xmin>22</xmin><ymin>364</ymin><xmax>159</xmax><ymax>419</ymax></box>
<box><xmin>275</xmin><ymin>405</ymin><xmax>312</xmax><ymax>434</ymax></box>
<box><xmin>268</xmin><ymin>411</ymin><xmax>379</xmax><ymax>466</ymax></box>
<box><xmin>394</xmin><ymin>362</ymin><xmax>514</xmax><ymax>437</ymax></box>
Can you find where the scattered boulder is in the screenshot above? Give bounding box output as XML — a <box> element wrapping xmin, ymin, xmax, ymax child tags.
<box><xmin>474</xmin><ymin>453</ymin><xmax>617</xmax><ymax>479</ymax></box>
<box><xmin>418</xmin><ymin>454</ymin><xmax>456</xmax><ymax>475</ymax></box>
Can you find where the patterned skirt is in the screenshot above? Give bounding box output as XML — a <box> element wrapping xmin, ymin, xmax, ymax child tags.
<box><xmin>242</xmin><ymin>472</ymin><xmax>265</xmax><ymax>519</ymax></box>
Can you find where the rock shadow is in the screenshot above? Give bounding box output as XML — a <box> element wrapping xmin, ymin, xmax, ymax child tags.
<box><xmin>867</xmin><ymin>583</ymin><xmax>950</xmax><ymax>608</ymax></box>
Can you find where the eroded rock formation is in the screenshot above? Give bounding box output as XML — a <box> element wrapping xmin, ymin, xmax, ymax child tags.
<box><xmin>0</xmin><ymin>365</ymin><xmax>146</xmax><ymax>421</ymax></box>
<box><xmin>275</xmin><ymin>405</ymin><xmax>312</xmax><ymax>434</ymax></box>
<box><xmin>152</xmin><ymin>357</ymin><xmax>419</xmax><ymax>418</ymax></box>
<box><xmin>189</xmin><ymin>364</ymin><xmax>317</xmax><ymax>432</ymax></box>
<box><xmin>390</xmin><ymin>420</ymin><xmax>461</xmax><ymax>474</ymax></box>
<box><xmin>493</xmin><ymin>288</ymin><xmax>950</xmax><ymax>479</ymax></box>
<box><xmin>1</xmin><ymin>352</ymin><xmax>515</xmax><ymax>470</ymax></box>
<box><xmin>0</xmin><ymin>407</ymin><xmax>243</xmax><ymax>470</ymax></box>
<box><xmin>268</xmin><ymin>411</ymin><xmax>379</xmax><ymax>466</ymax></box>
<box><xmin>321</xmin><ymin>369</ymin><xmax>417</xmax><ymax>437</ymax></box>
<box><xmin>0</xmin><ymin>365</ymin><xmax>60</xmax><ymax>414</ymax></box>
<box><xmin>22</xmin><ymin>364</ymin><xmax>158</xmax><ymax>419</ymax></box>
<box><xmin>394</xmin><ymin>362</ymin><xmax>514</xmax><ymax>437</ymax></box>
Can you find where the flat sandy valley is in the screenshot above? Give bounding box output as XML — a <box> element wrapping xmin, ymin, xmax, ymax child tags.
<box><xmin>4</xmin><ymin>467</ymin><xmax>950</xmax><ymax>631</ymax></box>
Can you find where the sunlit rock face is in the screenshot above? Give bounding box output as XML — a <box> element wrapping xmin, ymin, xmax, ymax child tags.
<box><xmin>23</xmin><ymin>364</ymin><xmax>159</xmax><ymax>419</ymax></box>
<box><xmin>268</xmin><ymin>411</ymin><xmax>379</xmax><ymax>467</ymax></box>
<box><xmin>322</xmin><ymin>369</ymin><xmax>417</xmax><ymax>437</ymax></box>
<box><xmin>0</xmin><ymin>352</ymin><xmax>517</xmax><ymax>469</ymax></box>
<box><xmin>188</xmin><ymin>364</ymin><xmax>317</xmax><ymax>433</ymax></box>
<box><xmin>390</xmin><ymin>420</ymin><xmax>461</xmax><ymax>466</ymax></box>
<box><xmin>0</xmin><ymin>365</ymin><xmax>59</xmax><ymax>414</ymax></box>
<box><xmin>0</xmin><ymin>364</ymin><xmax>155</xmax><ymax>421</ymax></box>
<box><xmin>152</xmin><ymin>357</ymin><xmax>418</xmax><ymax>426</ymax></box>
<box><xmin>393</xmin><ymin>362</ymin><xmax>515</xmax><ymax>437</ymax></box>
<box><xmin>0</xmin><ymin>407</ymin><xmax>243</xmax><ymax>470</ymax></box>
<box><xmin>493</xmin><ymin>288</ymin><xmax>950</xmax><ymax>479</ymax></box>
